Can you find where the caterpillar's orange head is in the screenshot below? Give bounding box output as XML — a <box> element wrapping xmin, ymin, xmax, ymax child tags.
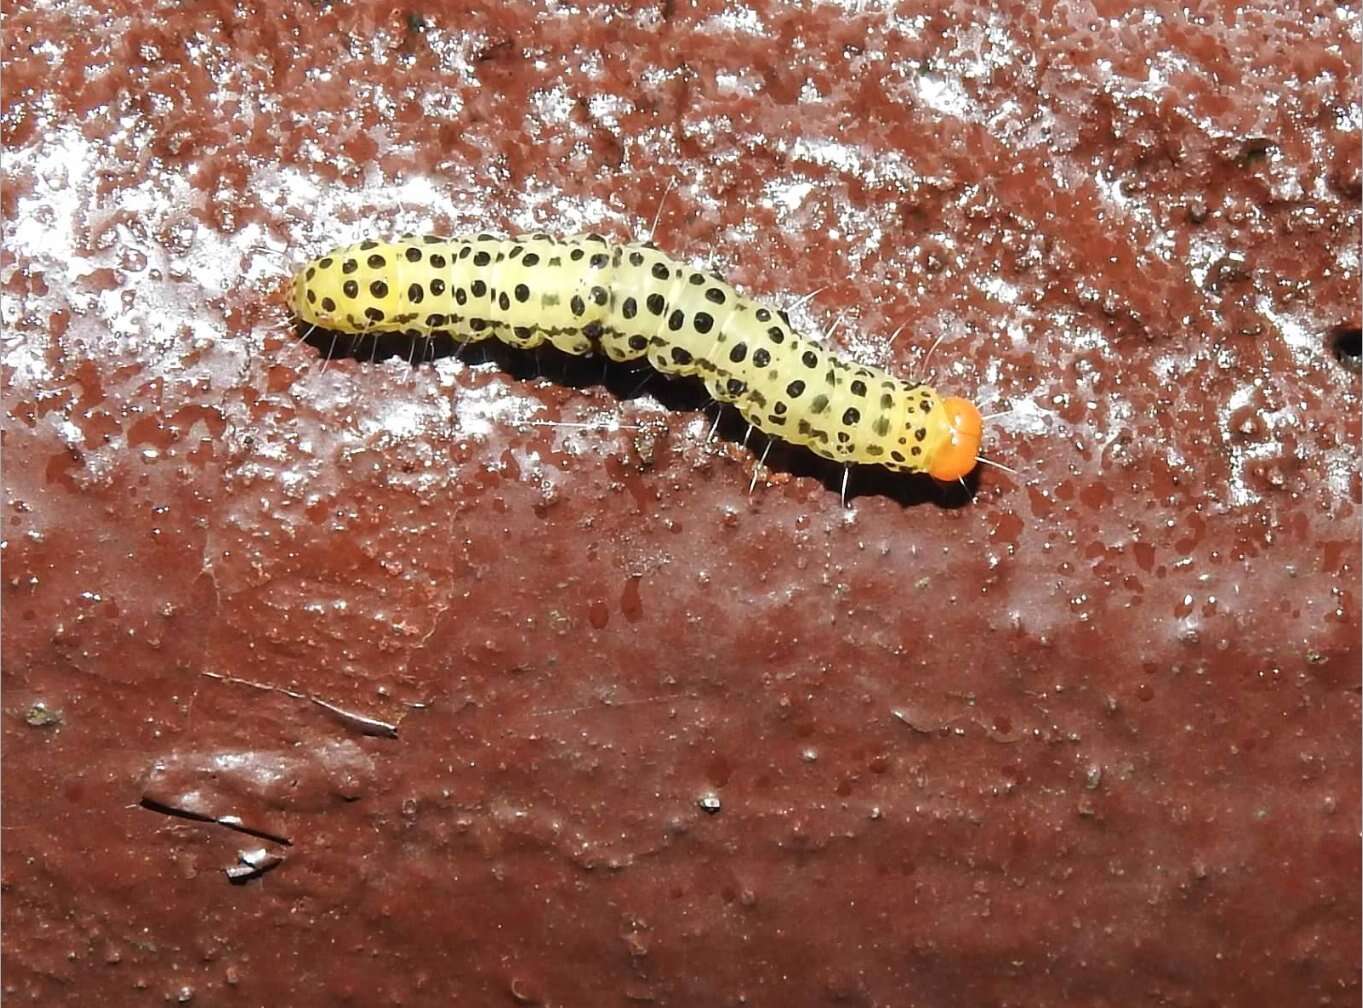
<box><xmin>928</xmin><ymin>396</ymin><xmax>982</xmax><ymax>481</ymax></box>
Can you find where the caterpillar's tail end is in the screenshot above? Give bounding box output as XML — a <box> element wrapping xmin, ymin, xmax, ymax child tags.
<box><xmin>928</xmin><ymin>397</ymin><xmax>983</xmax><ymax>481</ymax></box>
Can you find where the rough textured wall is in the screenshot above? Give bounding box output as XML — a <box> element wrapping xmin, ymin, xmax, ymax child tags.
<box><xmin>3</xmin><ymin>2</ymin><xmax>1359</xmax><ymax>1005</ymax></box>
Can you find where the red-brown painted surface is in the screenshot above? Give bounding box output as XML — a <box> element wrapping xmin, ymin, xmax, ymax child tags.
<box><xmin>3</xmin><ymin>2</ymin><xmax>1359</xmax><ymax>1005</ymax></box>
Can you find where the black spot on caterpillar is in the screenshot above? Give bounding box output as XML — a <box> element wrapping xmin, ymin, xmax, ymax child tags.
<box><xmin>290</xmin><ymin>233</ymin><xmax>983</xmax><ymax>480</ymax></box>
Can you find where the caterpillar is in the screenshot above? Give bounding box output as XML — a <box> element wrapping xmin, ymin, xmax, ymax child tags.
<box><xmin>289</xmin><ymin>232</ymin><xmax>983</xmax><ymax>482</ymax></box>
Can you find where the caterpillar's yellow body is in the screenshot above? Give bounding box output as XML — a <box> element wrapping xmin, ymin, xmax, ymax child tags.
<box><xmin>291</xmin><ymin>233</ymin><xmax>982</xmax><ymax>480</ymax></box>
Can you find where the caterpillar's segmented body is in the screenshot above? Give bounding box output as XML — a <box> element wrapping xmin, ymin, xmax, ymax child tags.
<box><xmin>291</xmin><ymin>233</ymin><xmax>982</xmax><ymax>480</ymax></box>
